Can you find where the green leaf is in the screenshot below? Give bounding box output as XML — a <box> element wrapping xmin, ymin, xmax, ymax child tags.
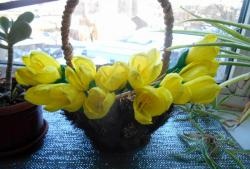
<box><xmin>88</xmin><ymin>80</ymin><xmax>96</xmax><ymax>89</ymax></box>
<box><xmin>8</xmin><ymin>21</ymin><xmax>32</xmax><ymax>45</ymax></box>
<box><xmin>55</xmin><ymin>65</ymin><xmax>67</xmax><ymax>83</ymax></box>
<box><xmin>219</xmin><ymin>61</ymin><xmax>250</xmax><ymax>67</ymax></box>
<box><xmin>200</xmin><ymin>140</ymin><xmax>219</xmax><ymax>169</ymax></box>
<box><xmin>0</xmin><ymin>32</ymin><xmax>6</xmax><ymax>40</ymax></box>
<box><xmin>0</xmin><ymin>16</ymin><xmax>10</xmax><ymax>33</ymax></box>
<box><xmin>224</xmin><ymin>149</ymin><xmax>246</xmax><ymax>169</ymax></box>
<box><xmin>185</xmin><ymin>18</ymin><xmax>250</xmax><ymax>31</ymax></box>
<box><xmin>167</xmin><ymin>49</ymin><xmax>189</xmax><ymax>73</ymax></box>
<box><xmin>167</xmin><ymin>42</ymin><xmax>250</xmax><ymax>52</ymax></box>
<box><xmin>217</xmin><ymin>54</ymin><xmax>250</xmax><ymax>62</ymax></box>
<box><xmin>220</xmin><ymin>49</ymin><xmax>240</xmax><ymax>55</ymax></box>
<box><xmin>173</xmin><ymin>30</ymin><xmax>240</xmax><ymax>42</ymax></box>
<box><xmin>0</xmin><ymin>43</ymin><xmax>8</xmax><ymax>49</ymax></box>
<box><xmin>181</xmin><ymin>7</ymin><xmax>250</xmax><ymax>44</ymax></box>
<box><xmin>16</xmin><ymin>12</ymin><xmax>34</xmax><ymax>23</ymax></box>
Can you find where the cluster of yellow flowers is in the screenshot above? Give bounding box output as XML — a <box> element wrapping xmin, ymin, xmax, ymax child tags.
<box><xmin>15</xmin><ymin>34</ymin><xmax>221</xmax><ymax>125</ymax></box>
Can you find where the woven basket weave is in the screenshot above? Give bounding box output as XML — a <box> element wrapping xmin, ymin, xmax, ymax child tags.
<box><xmin>61</xmin><ymin>0</ymin><xmax>174</xmax><ymax>152</ymax></box>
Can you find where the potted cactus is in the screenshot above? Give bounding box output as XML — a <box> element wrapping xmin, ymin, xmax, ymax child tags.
<box><xmin>0</xmin><ymin>12</ymin><xmax>48</xmax><ymax>157</ymax></box>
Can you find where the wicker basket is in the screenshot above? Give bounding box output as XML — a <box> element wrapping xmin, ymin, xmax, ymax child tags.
<box><xmin>61</xmin><ymin>0</ymin><xmax>174</xmax><ymax>152</ymax></box>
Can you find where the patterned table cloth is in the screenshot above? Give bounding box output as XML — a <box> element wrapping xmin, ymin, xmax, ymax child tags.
<box><xmin>0</xmin><ymin>108</ymin><xmax>249</xmax><ymax>169</ymax></box>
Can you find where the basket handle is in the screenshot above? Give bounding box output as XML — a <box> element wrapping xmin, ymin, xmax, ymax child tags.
<box><xmin>61</xmin><ymin>0</ymin><xmax>174</xmax><ymax>73</ymax></box>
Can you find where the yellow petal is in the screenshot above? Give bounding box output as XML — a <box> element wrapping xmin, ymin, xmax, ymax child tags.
<box><xmin>30</xmin><ymin>51</ymin><xmax>60</xmax><ymax>68</ymax></box>
<box><xmin>185</xmin><ymin>76</ymin><xmax>221</xmax><ymax>104</ymax></box>
<box><xmin>95</xmin><ymin>62</ymin><xmax>128</xmax><ymax>91</ymax></box>
<box><xmin>128</xmin><ymin>69</ymin><xmax>144</xmax><ymax>89</ymax></box>
<box><xmin>65</xmin><ymin>66</ymin><xmax>85</xmax><ymax>91</ymax></box>
<box><xmin>160</xmin><ymin>73</ymin><xmax>183</xmax><ymax>100</ymax></box>
<box><xmin>33</xmin><ymin>66</ymin><xmax>61</xmax><ymax>84</ymax></box>
<box><xmin>133</xmin><ymin>86</ymin><xmax>173</xmax><ymax>124</ymax></box>
<box><xmin>25</xmin><ymin>84</ymin><xmax>84</xmax><ymax>112</ymax></box>
<box><xmin>84</xmin><ymin>87</ymin><xmax>115</xmax><ymax>119</ymax></box>
<box><xmin>15</xmin><ymin>68</ymin><xmax>39</xmax><ymax>86</ymax></box>
<box><xmin>128</xmin><ymin>48</ymin><xmax>162</xmax><ymax>88</ymax></box>
<box><xmin>71</xmin><ymin>56</ymin><xmax>96</xmax><ymax>90</ymax></box>
<box><xmin>186</xmin><ymin>34</ymin><xmax>220</xmax><ymax>64</ymax></box>
<box><xmin>174</xmin><ymin>85</ymin><xmax>192</xmax><ymax>104</ymax></box>
<box><xmin>180</xmin><ymin>60</ymin><xmax>219</xmax><ymax>82</ymax></box>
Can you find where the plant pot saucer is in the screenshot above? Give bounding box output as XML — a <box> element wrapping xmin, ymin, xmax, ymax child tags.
<box><xmin>0</xmin><ymin>119</ymin><xmax>48</xmax><ymax>157</ymax></box>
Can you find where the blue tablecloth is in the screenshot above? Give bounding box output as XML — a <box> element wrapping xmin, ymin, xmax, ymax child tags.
<box><xmin>0</xmin><ymin>108</ymin><xmax>249</xmax><ymax>169</ymax></box>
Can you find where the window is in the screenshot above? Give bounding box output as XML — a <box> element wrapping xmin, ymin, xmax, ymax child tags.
<box><xmin>0</xmin><ymin>0</ymin><xmax>245</xmax><ymax>81</ymax></box>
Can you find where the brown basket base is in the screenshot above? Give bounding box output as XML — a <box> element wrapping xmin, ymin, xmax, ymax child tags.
<box><xmin>64</xmin><ymin>99</ymin><xmax>172</xmax><ymax>152</ymax></box>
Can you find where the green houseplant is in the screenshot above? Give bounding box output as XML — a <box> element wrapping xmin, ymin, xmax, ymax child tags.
<box><xmin>0</xmin><ymin>12</ymin><xmax>48</xmax><ymax>157</ymax></box>
<box><xmin>165</xmin><ymin>8</ymin><xmax>250</xmax><ymax>169</ymax></box>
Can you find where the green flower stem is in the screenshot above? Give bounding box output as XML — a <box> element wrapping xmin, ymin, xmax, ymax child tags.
<box><xmin>219</xmin><ymin>72</ymin><xmax>250</xmax><ymax>88</ymax></box>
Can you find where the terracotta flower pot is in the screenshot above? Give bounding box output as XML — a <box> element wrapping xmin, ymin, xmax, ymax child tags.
<box><xmin>0</xmin><ymin>101</ymin><xmax>48</xmax><ymax>157</ymax></box>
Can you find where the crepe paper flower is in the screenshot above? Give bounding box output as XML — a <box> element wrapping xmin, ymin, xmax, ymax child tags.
<box><xmin>184</xmin><ymin>75</ymin><xmax>221</xmax><ymax>104</ymax></box>
<box><xmin>15</xmin><ymin>51</ymin><xmax>61</xmax><ymax>86</ymax></box>
<box><xmin>128</xmin><ymin>48</ymin><xmax>162</xmax><ymax>89</ymax></box>
<box><xmin>25</xmin><ymin>83</ymin><xmax>84</xmax><ymax>112</ymax></box>
<box><xmin>83</xmin><ymin>87</ymin><xmax>116</xmax><ymax>119</ymax></box>
<box><xmin>95</xmin><ymin>62</ymin><xmax>128</xmax><ymax>91</ymax></box>
<box><xmin>179</xmin><ymin>59</ymin><xmax>219</xmax><ymax>82</ymax></box>
<box><xmin>160</xmin><ymin>73</ymin><xmax>191</xmax><ymax>104</ymax></box>
<box><xmin>186</xmin><ymin>34</ymin><xmax>220</xmax><ymax>64</ymax></box>
<box><xmin>65</xmin><ymin>56</ymin><xmax>96</xmax><ymax>91</ymax></box>
<box><xmin>133</xmin><ymin>86</ymin><xmax>173</xmax><ymax>125</ymax></box>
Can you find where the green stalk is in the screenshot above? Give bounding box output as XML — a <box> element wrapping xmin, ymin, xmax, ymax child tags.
<box><xmin>219</xmin><ymin>72</ymin><xmax>250</xmax><ymax>88</ymax></box>
<box><xmin>5</xmin><ymin>44</ymin><xmax>13</xmax><ymax>93</ymax></box>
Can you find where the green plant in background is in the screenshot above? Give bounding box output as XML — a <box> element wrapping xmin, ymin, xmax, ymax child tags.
<box><xmin>168</xmin><ymin>7</ymin><xmax>250</xmax><ymax>125</ymax></box>
<box><xmin>166</xmin><ymin>8</ymin><xmax>250</xmax><ymax>169</ymax></box>
<box><xmin>0</xmin><ymin>12</ymin><xmax>34</xmax><ymax>105</ymax></box>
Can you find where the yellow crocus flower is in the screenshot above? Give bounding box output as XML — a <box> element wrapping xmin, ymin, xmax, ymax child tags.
<box><xmin>83</xmin><ymin>87</ymin><xmax>116</xmax><ymax>119</ymax></box>
<box><xmin>25</xmin><ymin>83</ymin><xmax>84</xmax><ymax>112</ymax></box>
<box><xmin>179</xmin><ymin>59</ymin><xmax>219</xmax><ymax>82</ymax></box>
<box><xmin>133</xmin><ymin>86</ymin><xmax>173</xmax><ymax>125</ymax></box>
<box><xmin>66</xmin><ymin>56</ymin><xmax>96</xmax><ymax>91</ymax></box>
<box><xmin>160</xmin><ymin>73</ymin><xmax>191</xmax><ymax>104</ymax></box>
<box><xmin>128</xmin><ymin>48</ymin><xmax>162</xmax><ymax>89</ymax></box>
<box><xmin>184</xmin><ymin>75</ymin><xmax>221</xmax><ymax>104</ymax></box>
<box><xmin>95</xmin><ymin>62</ymin><xmax>128</xmax><ymax>91</ymax></box>
<box><xmin>15</xmin><ymin>51</ymin><xmax>61</xmax><ymax>86</ymax></box>
<box><xmin>186</xmin><ymin>34</ymin><xmax>220</xmax><ymax>64</ymax></box>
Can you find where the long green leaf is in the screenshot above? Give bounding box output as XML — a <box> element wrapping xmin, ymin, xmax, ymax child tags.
<box><xmin>0</xmin><ymin>16</ymin><xmax>10</xmax><ymax>33</ymax></box>
<box><xmin>220</xmin><ymin>49</ymin><xmax>240</xmax><ymax>55</ymax></box>
<box><xmin>219</xmin><ymin>61</ymin><xmax>250</xmax><ymax>67</ymax></box>
<box><xmin>185</xmin><ymin>18</ymin><xmax>250</xmax><ymax>31</ymax></box>
<box><xmin>200</xmin><ymin>141</ymin><xmax>219</xmax><ymax>169</ymax></box>
<box><xmin>224</xmin><ymin>149</ymin><xmax>246</xmax><ymax>169</ymax></box>
<box><xmin>173</xmin><ymin>30</ymin><xmax>240</xmax><ymax>43</ymax></box>
<box><xmin>0</xmin><ymin>43</ymin><xmax>8</xmax><ymax>49</ymax></box>
<box><xmin>217</xmin><ymin>54</ymin><xmax>250</xmax><ymax>62</ymax></box>
<box><xmin>181</xmin><ymin>7</ymin><xmax>250</xmax><ymax>44</ymax></box>
<box><xmin>167</xmin><ymin>42</ymin><xmax>250</xmax><ymax>51</ymax></box>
